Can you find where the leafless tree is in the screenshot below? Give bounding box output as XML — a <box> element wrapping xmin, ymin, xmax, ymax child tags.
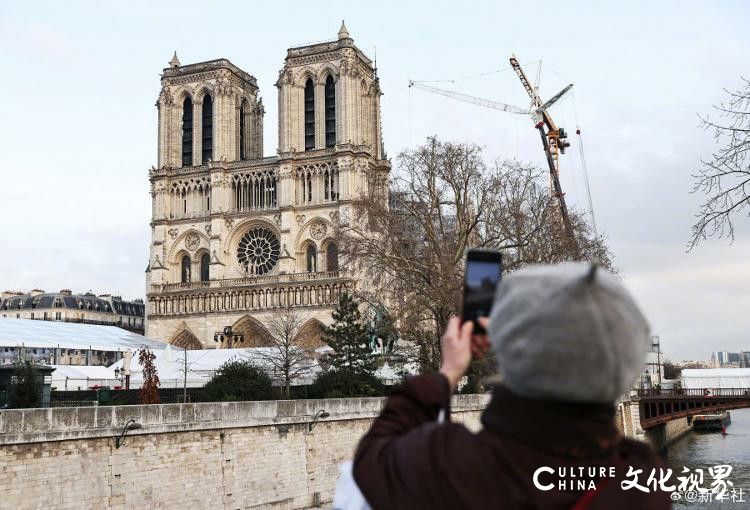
<box><xmin>690</xmin><ymin>78</ymin><xmax>750</xmax><ymax>249</ymax></box>
<box><xmin>336</xmin><ymin>137</ymin><xmax>612</xmax><ymax>373</ymax></box>
<box><xmin>253</xmin><ymin>307</ymin><xmax>317</xmax><ymax>398</ymax></box>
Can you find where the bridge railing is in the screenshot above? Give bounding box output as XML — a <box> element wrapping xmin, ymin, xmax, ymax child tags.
<box><xmin>637</xmin><ymin>388</ymin><xmax>750</xmax><ymax>398</ymax></box>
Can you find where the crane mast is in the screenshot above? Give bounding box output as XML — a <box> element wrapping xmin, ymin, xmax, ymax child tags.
<box><xmin>408</xmin><ymin>54</ymin><xmax>581</xmax><ymax>257</ymax></box>
<box><xmin>509</xmin><ymin>56</ymin><xmax>578</xmax><ymax>256</ymax></box>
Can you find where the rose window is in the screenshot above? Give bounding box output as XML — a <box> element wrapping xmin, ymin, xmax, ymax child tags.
<box><xmin>237</xmin><ymin>227</ymin><xmax>280</xmax><ymax>275</ymax></box>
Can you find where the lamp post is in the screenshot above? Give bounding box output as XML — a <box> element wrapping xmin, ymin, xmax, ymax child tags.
<box><xmin>308</xmin><ymin>410</ymin><xmax>330</xmax><ymax>432</ymax></box>
<box><xmin>114</xmin><ymin>419</ymin><xmax>142</xmax><ymax>449</ymax></box>
<box><xmin>214</xmin><ymin>326</ymin><xmax>245</xmax><ymax>349</ymax></box>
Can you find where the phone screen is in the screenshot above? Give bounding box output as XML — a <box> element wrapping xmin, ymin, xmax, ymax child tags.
<box><xmin>463</xmin><ymin>250</ymin><xmax>503</xmax><ymax>333</ymax></box>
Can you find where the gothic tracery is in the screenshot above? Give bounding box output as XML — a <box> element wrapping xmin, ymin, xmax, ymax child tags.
<box><xmin>147</xmin><ymin>26</ymin><xmax>389</xmax><ymax>347</ymax></box>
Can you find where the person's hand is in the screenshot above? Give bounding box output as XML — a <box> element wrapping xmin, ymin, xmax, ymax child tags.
<box><xmin>439</xmin><ymin>317</ymin><xmax>475</xmax><ymax>388</ymax></box>
<box><xmin>471</xmin><ymin>317</ymin><xmax>490</xmax><ymax>357</ymax></box>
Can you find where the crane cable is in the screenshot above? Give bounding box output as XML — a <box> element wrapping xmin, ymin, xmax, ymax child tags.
<box><xmin>571</xmin><ymin>92</ymin><xmax>598</xmax><ymax>238</ymax></box>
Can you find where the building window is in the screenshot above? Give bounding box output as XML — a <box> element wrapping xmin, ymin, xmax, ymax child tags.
<box><xmin>43</xmin><ymin>312</ymin><xmax>48</xmax><ymax>320</ymax></box>
<box><xmin>306</xmin><ymin>244</ymin><xmax>317</xmax><ymax>273</ymax></box>
<box><xmin>55</xmin><ymin>312</ymin><xmax>61</xmax><ymax>320</ymax></box>
<box><xmin>304</xmin><ymin>79</ymin><xmax>315</xmax><ymax>151</ymax></box>
<box><xmin>325</xmin><ymin>75</ymin><xmax>335</xmax><ymax>147</ymax></box>
<box><xmin>182</xmin><ymin>97</ymin><xmax>193</xmax><ymax>167</ymax></box>
<box><xmin>202</xmin><ymin>95</ymin><xmax>213</xmax><ymax>164</ymax></box>
<box><xmin>200</xmin><ymin>253</ymin><xmax>210</xmax><ymax>282</ymax></box>
<box><xmin>181</xmin><ymin>255</ymin><xmax>191</xmax><ymax>283</ymax></box>
<box><xmin>326</xmin><ymin>243</ymin><xmax>338</xmax><ymax>272</ymax></box>
<box><xmin>237</xmin><ymin>227</ymin><xmax>281</xmax><ymax>276</ymax></box>
<box><xmin>323</xmin><ymin>166</ymin><xmax>338</xmax><ymax>201</ymax></box>
<box><xmin>239</xmin><ymin>105</ymin><xmax>246</xmax><ymax>160</ymax></box>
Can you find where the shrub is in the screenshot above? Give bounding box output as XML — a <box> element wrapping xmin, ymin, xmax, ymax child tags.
<box><xmin>203</xmin><ymin>359</ymin><xmax>273</xmax><ymax>402</ymax></box>
<box><xmin>310</xmin><ymin>368</ymin><xmax>385</xmax><ymax>399</ymax></box>
<box><xmin>138</xmin><ymin>346</ymin><xmax>160</xmax><ymax>404</ymax></box>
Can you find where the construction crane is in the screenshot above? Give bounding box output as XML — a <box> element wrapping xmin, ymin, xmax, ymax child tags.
<box><xmin>407</xmin><ymin>81</ymin><xmax>530</xmax><ymax>115</ymax></box>
<box><xmin>409</xmin><ymin>55</ymin><xmax>579</xmax><ymax>255</ymax></box>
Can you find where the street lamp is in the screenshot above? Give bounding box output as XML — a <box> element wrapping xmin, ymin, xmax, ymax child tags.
<box><xmin>214</xmin><ymin>326</ymin><xmax>245</xmax><ymax>348</ymax></box>
<box><xmin>308</xmin><ymin>409</ymin><xmax>330</xmax><ymax>432</ymax></box>
<box><xmin>114</xmin><ymin>419</ymin><xmax>142</xmax><ymax>449</ymax></box>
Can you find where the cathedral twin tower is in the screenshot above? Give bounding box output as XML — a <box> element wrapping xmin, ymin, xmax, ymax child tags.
<box><xmin>146</xmin><ymin>23</ymin><xmax>389</xmax><ymax>349</ymax></box>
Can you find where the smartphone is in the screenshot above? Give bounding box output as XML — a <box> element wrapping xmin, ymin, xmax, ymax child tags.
<box><xmin>462</xmin><ymin>249</ymin><xmax>503</xmax><ymax>334</ymax></box>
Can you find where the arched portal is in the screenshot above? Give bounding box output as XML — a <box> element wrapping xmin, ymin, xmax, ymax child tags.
<box><xmin>231</xmin><ymin>315</ymin><xmax>273</xmax><ymax>347</ymax></box>
<box><xmin>170</xmin><ymin>328</ymin><xmax>203</xmax><ymax>350</ymax></box>
<box><xmin>295</xmin><ymin>318</ymin><xmax>326</xmax><ymax>349</ymax></box>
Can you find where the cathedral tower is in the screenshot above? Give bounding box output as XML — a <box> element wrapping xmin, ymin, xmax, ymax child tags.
<box><xmin>146</xmin><ymin>24</ymin><xmax>390</xmax><ymax>349</ymax></box>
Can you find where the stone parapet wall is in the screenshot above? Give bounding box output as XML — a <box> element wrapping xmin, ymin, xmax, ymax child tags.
<box><xmin>0</xmin><ymin>395</ymin><xmax>489</xmax><ymax>509</ymax></box>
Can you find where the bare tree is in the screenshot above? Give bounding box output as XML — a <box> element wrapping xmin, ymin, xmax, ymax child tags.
<box><xmin>690</xmin><ymin>78</ymin><xmax>750</xmax><ymax>249</ymax></box>
<box><xmin>175</xmin><ymin>347</ymin><xmax>195</xmax><ymax>403</ymax></box>
<box><xmin>337</xmin><ymin>137</ymin><xmax>611</xmax><ymax>374</ymax></box>
<box><xmin>254</xmin><ymin>307</ymin><xmax>317</xmax><ymax>398</ymax></box>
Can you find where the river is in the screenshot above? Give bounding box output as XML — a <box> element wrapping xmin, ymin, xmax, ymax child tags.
<box><xmin>665</xmin><ymin>408</ymin><xmax>750</xmax><ymax>508</ymax></box>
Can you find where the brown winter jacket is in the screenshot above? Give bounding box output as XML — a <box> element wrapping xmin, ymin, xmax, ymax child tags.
<box><xmin>353</xmin><ymin>373</ymin><xmax>671</xmax><ymax>510</ymax></box>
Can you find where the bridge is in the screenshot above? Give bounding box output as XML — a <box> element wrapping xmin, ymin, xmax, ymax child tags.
<box><xmin>636</xmin><ymin>388</ymin><xmax>750</xmax><ymax>429</ymax></box>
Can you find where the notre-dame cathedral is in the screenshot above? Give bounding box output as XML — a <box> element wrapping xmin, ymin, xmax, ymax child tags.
<box><xmin>146</xmin><ymin>23</ymin><xmax>389</xmax><ymax>349</ymax></box>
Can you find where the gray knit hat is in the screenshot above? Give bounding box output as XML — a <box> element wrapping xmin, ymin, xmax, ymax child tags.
<box><xmin>488</xmin><ymin>262</ymin><xmax>650</xmax><ymax>403</ymax></box>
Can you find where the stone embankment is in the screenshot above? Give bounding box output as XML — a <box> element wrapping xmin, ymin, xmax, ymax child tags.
<box><xmin>0</xmin><ymin>395</ymin><xmax>488</xmax><ymax>509</ymax></box>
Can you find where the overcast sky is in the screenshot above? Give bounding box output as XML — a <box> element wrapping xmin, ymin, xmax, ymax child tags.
<box><xmin>1</xmin><ymin>1</ymin><xmax>748</xmax><ymax>360</ymax></box>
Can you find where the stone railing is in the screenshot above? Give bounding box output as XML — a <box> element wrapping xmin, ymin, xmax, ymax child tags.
<box><xmin>148</xmin><ymin>271</ymin><xmax>353</xmax><ymax>317</ymax></box>
<box><xmin>0</xmin><ymin>394</ymin><xmax>489</xmax><ymax>446</ymax></box>
<box><xmin>152</xmin><ymin>271</ymin><xmax>346</xmax><ymax>293</ymax></box>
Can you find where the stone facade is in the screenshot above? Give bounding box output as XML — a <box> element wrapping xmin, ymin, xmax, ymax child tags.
<box><xmin>146</xmin><ymin>23</ymin><xmax>390</xmax><ymax>348</ymax></box>
<box><xmin>0</xmin><ymin>396</ymin><xmax>487</xmax><ymax>509</ymax></box>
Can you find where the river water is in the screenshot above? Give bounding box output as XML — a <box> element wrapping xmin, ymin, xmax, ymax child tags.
<box><xmin>665</xmin><ymin>408</ymin><xmax>750</xmax><ymax>508</ymax></box>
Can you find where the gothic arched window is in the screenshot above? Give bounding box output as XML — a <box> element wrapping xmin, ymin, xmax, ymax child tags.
<box><xmin>239</xmin><ymin>104</ymin><xmax>246</xmax><ymax>160</ymax></box>
<box><xmin>202</xmin><ymin>95</ymin><xmax>213</xmax><ymax>164</ymax></box>
<box><xmin>182</xmin><ymin>97</ymin><xmax>193</xmax><ymax>167</ymax></box>
<box><xmin>200</xmin><ymin>253</ymin><xmax>210</xmax><ymax>282</ymax></box>
<box><xmin>304</xmin><ymin>79</ymin><xmax>315</xmax><ymax>151</ymax></box>
<box><xmin>306</xmin><ymin>244</ymin><xmax>317</xmax><ymax>273</ymax></box>
<box><xmin>326</xmin><ymin>242</ymin><xmax>338</xmax><ymax>272</ymax></box>
<box><xmin>325</xmin><ymin>75</ymin><xmax>336</xmax><ymax>147</ymax></box>
<box><xmin>181</xmin><ymin>255</ymin><xmax>191</xmax><ymax>283</ymax></box>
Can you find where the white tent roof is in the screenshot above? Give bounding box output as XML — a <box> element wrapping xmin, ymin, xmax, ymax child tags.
<box><xmin>0</xmin><ymin>318</ymin><xmax>167</xmax><ymax>351</ymax></box>
<box><xmin>109</xmin><ymin>345</ymin><xmax>321</xmax><ymax>388</ymax></box>
<box><xmin>681</xmin><ymin>368</ymin><xmax>750</xmax><ymax>389</ymax></box>
<box><xmin>50</xmin><ymin>365</ymin><xmax>116</xmax><ymax>380</ymax></box>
